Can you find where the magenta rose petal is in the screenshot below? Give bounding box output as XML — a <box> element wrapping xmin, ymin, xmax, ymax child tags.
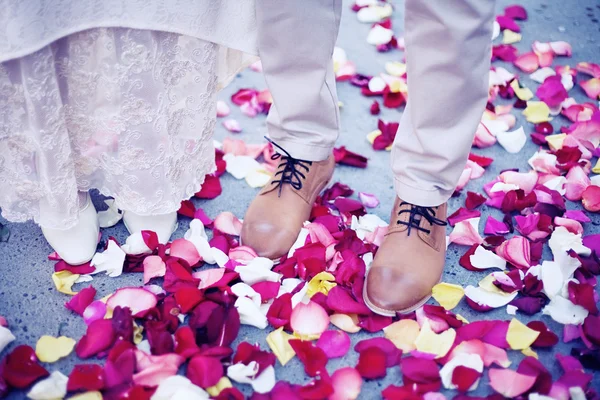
<box><xmin>289</xmin><ymin>339</ymin><xmax>328</xmax><ymax>377</ymax></box>
<box><xmin>65</xmin><ymin>285</ymin><xmax>97</xmax><ymax>316</ymax></box>
<box><xmin>316</xmin><ymin>330</ymin><xmax>351</xmax><ymax>359</ymax></box>
<box><xmin>75</xmin><ymin>319</ymin><xmax>117</xmax><ymax>359</ymax></box>
<box><xmin>186</xmin><ymin>354</ymin><xmax>224</xmax><ymax>389</ymax></box>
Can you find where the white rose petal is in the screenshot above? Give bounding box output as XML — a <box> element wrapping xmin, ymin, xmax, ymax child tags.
<box><xmin>0</xmin><ymin>325</ymin><xmax>16</xmax><ymax>354</ymax></box>
<box><xmin>366</xmin><ymin>25</ymin><xmax>393</xmax><ymax>46</ymax></box>
<box><xmin>27</xmin><ymin>371</ymin><xmax>68</xmax><ymax>400</ymax></box>
<box><xmin>496</xmin><ymin>126</ymin><xmax>527</xmax><ymax>154</ymax></box>
<box><xmin>542</xmin><ymin>296</ymin><xmax>589</xmax><ymax>325</ymax></box>
<box><xmin>151</xmin><ymin>375</ymin><xmax>209</xmax><ymax>400</ymax></box>
<box><xmin>236</xmin><ymin>257</ymin><xmax>280</xmax><ymax>285</ymax></box>
<box><xmin>470</xmin><ymin>246</ymin><xmax>507</xmax><ymax>270</ymax></box>
<box><xmin>97</xmin><ymin>199</ymin><xmax>123</xmax><ymax>228</ymax></box>
<box><xmin>440</xmin><ymin>353</ymin><xmax>484</xmax><ymax>391</ymax></box>
<box><xmin>90</xmin><ymin>239</ymin><xmax>125</xmax><ymax>278</ymax></box>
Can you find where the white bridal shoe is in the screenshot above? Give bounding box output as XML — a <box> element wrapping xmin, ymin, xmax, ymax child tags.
<box><xmin>41</xmin><ymin>192</ymin><xmax>99</xmax><ymax>265</ymax></box>
<box><xmin>122</xmin><ymin>211</ymin><xmax>178</xmax><ymax>244</ymax></box>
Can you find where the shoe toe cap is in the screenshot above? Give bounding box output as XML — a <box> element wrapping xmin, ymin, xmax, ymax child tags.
<box><xmin>366</xmin><ymin>266</ymin><xmax>431</xmax><ymax>313</ymax></box>
<box><xmin>241</xmin><ymin>221</ymin><xmax>298</xmax><ymax>260</ymax></box>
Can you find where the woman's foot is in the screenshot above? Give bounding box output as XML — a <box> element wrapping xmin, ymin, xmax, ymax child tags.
<box><xmin>122</xmin><ymin>211</ymin><xmax>178</xmax><ymax>244</ymax></box>
<box><xmin>41</xmin><ymin>192</ymin><xmax>100</xmax><ymax>265</ymax></box>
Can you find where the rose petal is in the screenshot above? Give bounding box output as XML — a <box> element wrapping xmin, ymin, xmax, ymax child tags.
<box><xmin>495</xmin><ymin>237</ymin><xmax>531</xmax><ymax>269</ymax></box>
<box><xmin>290</xmin><ymin>301</ymin><xmax>329</xmax><ymax>339</ymax></box>
<box><xmin>542</xmin><ymin>296</ymin><xmax>589</xmax><ymax>325</ymax></box>
<box><xmin>187</xmin><ymin>355</ymin><xmax>224</xmax><ymax>389</ymax></box>
<box><xmin>26</xmin><ymin>371</ymin><xmax>68</xmax><ymax>400</ymax></box>
<box><xmin>582</xmin><ymin>185</ymin><xmax>600</xmax><ymax>212</ymax></box>
<box><xmin>449</xmin><ymin>217</ymin><xmax>483</xmax><ymax>246</ymax></box>
<box><xmin>488</xmin><ymin>368</ymin><xmax>536</xmax><ymax>398</ymax></box>
<box><xmin>90</xmin><ymin>238</ymin><xmax>125</xmax><ymax>278</ymax></box>
<box><xmin>580</xmin><ymin>78</ymin><xmax>600</xmax><ymax>100</ymax></box>
<box><xmin>97</xmin><ymin>199</ymin><xmax>122</xmax><ymax>228</ymax></box>
<box><xmin>51</xmin><ymin>270</ymin><xmax>80</xmax><ymax>295</ymax></box>
<box><xmin>464</xmin><ymin>285</ymin><xmax>518</xmax><ymax>310</ymax></box>
<box><xmin>383</xmin><ymin>319</ymin><xmax>420</xmax><ymax>352</ymax></box>
<box><xmin>152</xmin><ymin>375</ymin><xmax>210</xmax><ymax>399</ymax></box>
<box><xmin>216</xmin><ymin>101</ymin><xmax>230</xmax><ymax>117</ymax></box>
<box><xmin>316</xmin><ymin>330</ymin><xmax>351</xmax><ymax>359</ymax></box>
<box><xmin>67</xmin><ymin>364</ymin><xmax>105</xmax><ymax>392</ymax></box>
<box><xmin>496</xmin><ymin>126</ymin><xmax>527</xmax><ymax>153</ymax></box>
<box><xmin>431</xmin><ymin>282</ymin><xmax>465</xmax><ymax>310</ymax></box>
<box><xmin>355</xmin><ymin>346</ymin><xmax>387</xmax><ymax>379</ymax></box>
<box><xmin>170</xmin><ymin>239</ymin><xmax>201</xmax><ymax>266</ymax></box>
<box><xmin>440</xmin><ymin>353</ymin><xmax>484</xmax><ymax>392</ymax></box>
<box><xmin>330</xmin><ymin>314</ymin><xmax>362</xmax><ymax>333</ymax></box>
<box><xmin>514</xmin><ymin>52</ymin><xmax>539</xmax><ymax>73</ymax></box>
<box><xmin>65</xmin><ymin>285</ymin><xmax>97</xmax><ymax>316</ymax></box>
<box><xmin>506</xmin><ymin>318</ymin><xmax>540</xmax><ymax>350</ymax></box>
<box><xmin>414</xmin><ymin>321</ymin><xmax>456</xmax><ymax>359</ymax></box>
<box><xmin>330</xmin><ymin>367</ymin><xmax>362</xmax><ymax>400</ymax></box>
<box><xmin>358</xmin><ymin>192</ymin><xmax>379</xmax><ymax>208</ymax></box>
<box><xmin>470</xmin><ymin>246</ymin><xmax>507</xmax><ymax>270</ymax></box>
<box><xmin>106</xmin><ymin>287</ymin><xmax>157</xmax><ymax>317</ymax></box>
<box><xmin>222</xmin><ymin>119</ymin><xmax>242</xmax><ymax>132</ymax></box>
<box><xmin>35</xmin><ymin>335</ymin><xmax>76</xmax><ymax>363</ymax></box>
<box><xmin>266</xmin><ymin>327</ymin><xmax>296</xmax><ymax>366</ymax></box>
<box><xmin>2</xmin><ymin>345</ymin><xmax>49</xmax><ymax>389</ymax></box>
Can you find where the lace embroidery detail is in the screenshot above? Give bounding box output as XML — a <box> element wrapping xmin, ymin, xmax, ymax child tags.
<box><xmin>0</xmin><ymin>28</ymin><xmax>219</xmax><ymax>229</ymax></box>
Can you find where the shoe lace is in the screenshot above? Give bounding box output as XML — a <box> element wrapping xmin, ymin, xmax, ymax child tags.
<box><xmin>266</xmin><ymin>137</ymin><xmax>313</xmax><ymax>197</ymax></box>
<box><xmin>397</xmin><ymin>202</ymin><xmax>447</xmax><ymax>236</ymax></box>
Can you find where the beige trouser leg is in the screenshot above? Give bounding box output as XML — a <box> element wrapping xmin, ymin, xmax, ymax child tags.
<box><xmin>255</xmin><ymin>0</ymin><xmax>342</xmax><ymax>161</ymax></box>
<box><xmin>392</xmin><ymin>0</ymin><xmax>495</xmax><ymax>207</ymax></box>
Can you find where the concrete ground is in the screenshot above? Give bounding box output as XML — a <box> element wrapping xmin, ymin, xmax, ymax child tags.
<box><xmin>1</xmin><ymin>0</ymin><xmax>599</xmax><ymax>398</ymax></box>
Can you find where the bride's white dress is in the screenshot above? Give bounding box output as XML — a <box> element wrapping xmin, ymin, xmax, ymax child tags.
<box><xmin>0</xmin><ymin>1</ymin><xmax>257</xmax><ymax>229</ymax></box>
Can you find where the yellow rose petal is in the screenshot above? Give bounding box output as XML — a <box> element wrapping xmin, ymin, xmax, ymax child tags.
<box><xmin>383</xmin><ymin>319</ymin><xmax>420</xmax><ymax>352</ymax></box>
<box><xmin>266</xmin><ymin>327</ymin><xmax>296</xmax><ymax>366</ymax></box>
<box><xmin>523</xmin><ymin>101</ymin><xmax>552</xmax><ymax>123</ymax></box>
<box><xmin>456</xmin><ymin>314</ymin><xmax>469</xmax><ymax>324</ymax></box>
<box><xmin>51</xmin><ymin>271</ymin><xmax>80</xmax><ymax>295</ymax></box>
<box><xmin>414</xmin><ymin>321</ymin><xmax>456</xmax><ymax>359</ymax></box>
<box><xmin>522</xmin><ymin>347</ymin><xmax>538</xmax><ymax>359</ymax></box>
<box><xmin>385</xmin><ymin>61</ymin><xmax>406</xmax><ymax>77</ymax></box>
<box><xmin>330</xmin><ymin>314</ymin><xmax>361</xmax><ymax>333</ymax></box>
<box><xmin>133</xmin><ymin>322</ymin><xmax>144</xmax><ymax>344</ymax></box>
<box><xmin>546</xmin><ymin>133</ymin><xmax>567</xmax><ymax>152</ymax></box>
<box><xmin>502</xmin><ymin>29</ymin><xmax>522</xmax><ymax>44</ymax></box>
<box><xmin>366</xmin><ymin>130</ymin><xmax>382</xmax><ymax>145</ymax></box>
<box><xmin>510</xmin><ymin>80</ymin><xmax>533</xmax><ymax>101</ymax></box>
<box><xmin>69</xmin><ymin>392</ymin><xmax>103</xmax><ymax>400</ymax></box>
<box><xmin>206</xmin><ymin>377</ymin><xmax>233</xmax><ymax>397</ymax></box>
<box><xmin>431</xmin><ymin>282</ymin><xmax>464</xmax><ymax>310</ymax></box>
<box><xmin>307</xmin><ymin>272</ymin><xmax>337</xmax><ymax>298</ymax></box>
<box><xmin>591</xmin><ymin>159</ymin><xmax>600</xmax><ymax>174</ymax></box>
<box><xmin>507</xmin><ymin>318</ymin><xmax>540</xmax><ymax>350</ymax></box>
<box><xmin>35</xmin><ymin>335</ymin><xmax>76</xmax><ymax>363</ymax></box>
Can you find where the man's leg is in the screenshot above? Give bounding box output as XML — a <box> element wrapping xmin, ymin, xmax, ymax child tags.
<box><xmin>364</xmin><ymin>0</ymin><xmax>495</xmax><ymax>315</ymax></box>
<box><xmin>256</xmin><ymin>0</ymin><xmax>342</xmax><ymax>161</ymax></box>
<box><xmin>241</xmin><ymin>0</ymin><xmax>342</xmax><ymax>259</ymax></box>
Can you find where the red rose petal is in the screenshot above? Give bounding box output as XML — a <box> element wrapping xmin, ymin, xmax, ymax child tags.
<box><xmin>174</xmin><ymin>287</ymin><xmax>205</xmax><ymax>314</ymax></box>
<box><xmin>67</xmin><ymin>364</ymin><xmax>105</xmax><ymax>392</ymax></box>
<box><xmin>452</xmin><ymin>365</ymin><xmax>481</xmax><ymax>392</ymax></box>
<box><xmin>1</xmin><ymin>345</ymin><xmax>49</xmax><ymax>389</ymax></box>
<box><xmin>333</xmin><ymin>147</ymin><xmax>368</xmax><ymax>169</ymax></box>
<box><xmin>195</xmin><ymin>174</ymin><xmax>222</xmax><ymax>199</ymax></box>
<box><xmin>326</xmin><ymin>286</ymin><xmax>371</xmax><ymax>315</ymax></box>
<box><xmin>355</xmin><ymin>346</ymin><xmax>387</xmax><ymax>380</ymax></box>
<box><xmin>289</xmin><ymin>339</ymin><xmax>328</xmax><ymax>377</ymax></box>
<box><xmin>465</xmin><ymin>192</ymin><xmax>487</xmax><ymax>210</ymax></box>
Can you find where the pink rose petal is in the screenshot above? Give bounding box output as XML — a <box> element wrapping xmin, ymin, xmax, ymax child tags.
<box><xmin>358</xmin><ymin>192</ymin><xmax>380</xmax><ymax>208</ymax></box>
<box><xmin>514</xmin><ymin>52</ymin><xmax>539</xmax><ymax>73</ymax></box>
<box><xmin>290</xmin><ymin>301</ymin><xmax>329</xmax><ymax>337</ymax></box>
<box><xmin>449</xmin><ymin>217</ymin><xmax>483</xmax><ymax>246</ymax></box>
<box><xmin>330</xmin><ymin>367</ymin><xmax>362</xmax><ymax>400</ymax></box>
<box><xmin>106</xmin><ymin>287</ymin><xmax>158</xmax><ymax>317</ymax></box>
<box><xmin>142</xmin><ymin>255</ymin><xmax>166</xmax><ymax>284</ymax></box>
<box><xmin>488</xmin><ymin>368</ymin><xmax>537</xmax><ymax>398</ymax></box>
<box><xmin>222</xmin><ymin>119</ymin><xmax>242</xmax><ymax>133</ymax></box>
<box><xmin>214</xmin><ymin>212</ymin><xmax>243</xmax><ymax>236</ymax></box>
<box><xmin>495</xmin><ymin>237</ymin><xmax>531</xmax><ymax>269</ymax></box>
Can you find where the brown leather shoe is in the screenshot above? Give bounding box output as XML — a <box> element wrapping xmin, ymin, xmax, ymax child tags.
<box><xmin>364</xmin><ymin>197</ymin><xmax>448</xmax><ymax>316</ymax></box>
<box><xmin>241</xmin><ymin>142</ymin><xmax>335</xmax><ymax>260</ymax></box>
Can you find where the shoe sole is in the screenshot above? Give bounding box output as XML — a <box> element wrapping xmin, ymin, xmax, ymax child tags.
<box><xmin>362</xmin><ymin>268</ymin><xmax>442</xmax><ymax>316</ymax></box>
